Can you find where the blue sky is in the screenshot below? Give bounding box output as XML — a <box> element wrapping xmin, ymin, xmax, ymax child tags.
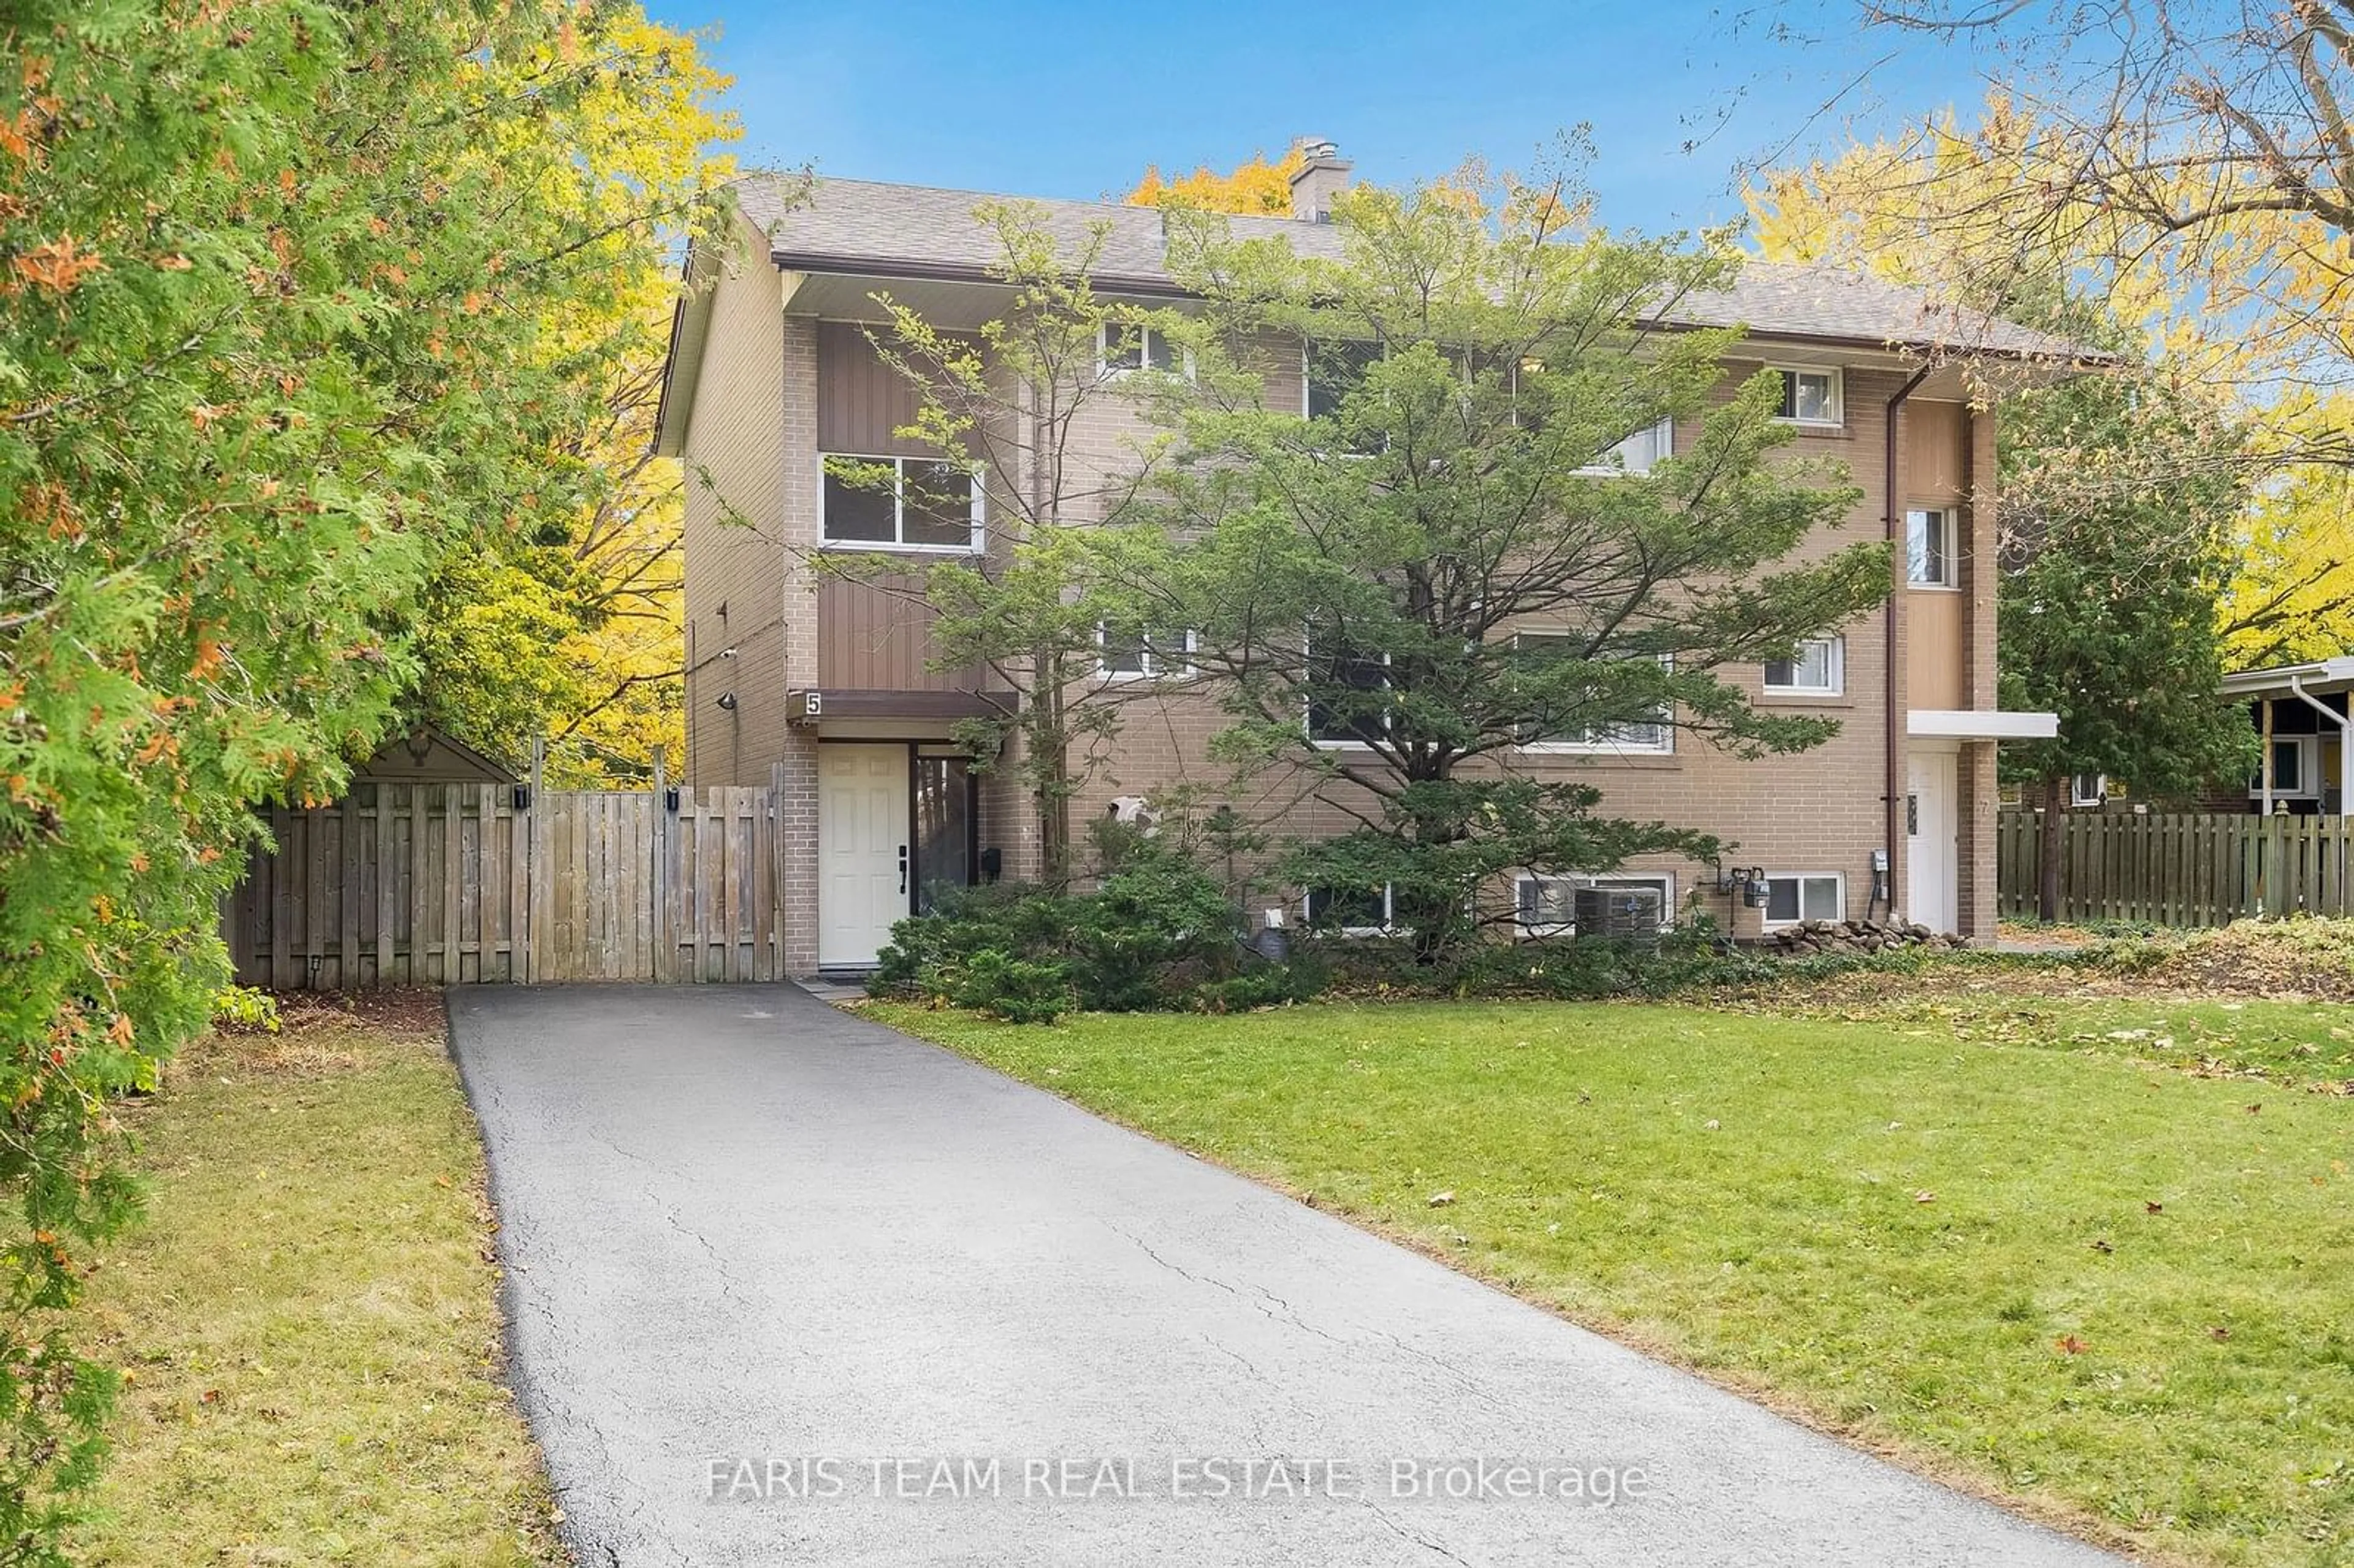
<box><xmin>643</xmin><ymin>1</ymin><xmax>2006</xmax><ymax>235</ymax></box>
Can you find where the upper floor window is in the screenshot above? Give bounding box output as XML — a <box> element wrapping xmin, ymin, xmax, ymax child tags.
<box><xmin>1773</xmin><ymin>367</ymin><xmax>1842</xmax><ymax>426</ymax></box>
<box><xmin>1304</xmin><ymin>338</ymin><xmax>1381</xmax><ymax>422</ymax></box>
<box><xmin>1097</xmin><ymin>626</ymin><xmax>1197</xmax><ymax>680</ymax></box>
<box><xmin>1576</xmin><ymin>417</ymin><xmax>1674</xmax><ymax>476</ymax></box>
<box><xmin>1511</xmin><ymin>634</ymin><xmax>1674</xmax><ymax>753</ymax></box>
<box><xmin>1906</xmin><ymin>506</ymin><xmax>1955</xmax><ymax>587</ymax></box>
<box><xmin>821</xmin><ymin>454</ymin><xmax>981</xmax><ymax>552</ymax></box>
<box><xmin>1305</xmin><ymin>631</ymin><xmax>1392</xmax><ymax>747</ymax></box>
<box><xmin>1764</xmin><ymin>635</ymin><xmax>1845</xmax><ymax>696</ymax></box>
<box><xmin>1100</xmin><ymin>322</ymin><xmax>1186</xmax><ymax>378</ymax></box>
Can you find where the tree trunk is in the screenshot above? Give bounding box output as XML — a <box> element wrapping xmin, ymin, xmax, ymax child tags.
<box><xmin>2038</xmin><ymin>774</ymin><xmax>2066</xmax><ymax>923</ymax></box>
<box><xmin>1032</xmin><ymin>648</ymin><xmax>1073</xmax><ymax>892</ymax></box>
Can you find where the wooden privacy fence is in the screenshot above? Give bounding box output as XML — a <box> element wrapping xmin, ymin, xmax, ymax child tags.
<box><xmin>1997</xmin><ymin>808</ymin><xmax>2354</xmax><ymax>927</ymax></box>
<box><xmin>224</xmin><ymin>764</ymin><xmax>788</xmax><ymax>989</ymax></box>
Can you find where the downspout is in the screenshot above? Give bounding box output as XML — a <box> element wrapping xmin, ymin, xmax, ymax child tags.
<box><xmin>2286</xmin><ymin>674</ymin><xmax>2350</xmax><ymax>910</ymax></box>
<box><xmin>1881</xmin><ymin>365</ymin><xmax>1934</xmax><ymax>920</ymax></box>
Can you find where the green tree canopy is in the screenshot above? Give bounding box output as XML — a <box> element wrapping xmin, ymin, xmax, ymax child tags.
<box><xmin>0</xmin><ymin>0</ymin><xmax>727</xmax><ymax>1545</ymax></box>
<box><xmin>1105</xmin><ymin>173</ymin><xmax>1889</xmax><ymax>960</ymax></box>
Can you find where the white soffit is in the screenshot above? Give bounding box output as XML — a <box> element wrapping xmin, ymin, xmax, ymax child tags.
<box><xmin>1908</xmin><ymin>709</ymin><xmax>2060</xmax><ymax>740</ymax></box>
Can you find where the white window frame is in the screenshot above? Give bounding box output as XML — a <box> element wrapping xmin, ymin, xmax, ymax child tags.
<box><xmin>1574</xmin><ymin>417</ymin><xmax>1674</xmax><ymax>477</ymax></box>
<box><xmin>2069</xmin><ymin>772</ymin><xmax>2109</xmax><ymax>807</ymax></box>
<box><xmin>2250</xmin><ymin>736</ymin><xmax>2320</xmax><ymax>800</ymax></box>
<box><xmin>1305</xmin><ymin>882</ymin><xmax>1398</xmax><ymax>938</ymax></box>
<box><xmin>1095</xmin><ymin>625</ymin><xmax>1198</xmax><ymax>681</ymax></box>
<box><xmin>1760</xmin><ymin>872</ymin><xmax>1845</xmax><ymax>927</ymax></box>
<box><xmin>1515</xmin><ymin>872</ymin><xmax>1677</xmax><ymax>937</ymax></box>
<box><xmin>1764</xmin><ymin>634</ymin><xmax>1845</xmax><ymax>696</ymax></box>
<box><xmin>1304</xmin><ymin>634</ymin><xmax>1392</xmax><ymax>750</ymax></box>
<box><xmin>1771</xmin><ymin>365</ymin><xmax>1843</xmax><ymax>427</ymax></box>
<box><xmin>1906</xmin><ymin>506</ymin><xmax>1957</xmax><ymax>588</ymax></box>
<box><xmin>1511</xmin><ymin>634</ymin><xmax>1674</xmax><ymax>756</ymax></box>
<box><xmin>818</xmin><ymin>454</ymin><xmax>985</xmax><ymax>554</ymax></box>
<box><xmin>1098</xmin><ymin>322</ymin><xmax>1192</xmax><ymax>381</ymax></box>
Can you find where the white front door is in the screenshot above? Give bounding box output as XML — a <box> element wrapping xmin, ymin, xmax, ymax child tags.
<box><xmin>1906</xmin><ymin>749</ymin><xmax>1959</xmax><ymax>933</ymax></box>
<box><xmin>818</xmin><ymin>744</ymin><xmax>908</xmax><ymax>968</ymax></box>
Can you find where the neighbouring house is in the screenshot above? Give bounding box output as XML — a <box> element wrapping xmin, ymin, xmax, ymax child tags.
<box><xmin>2216</xmin><ymin>659</ymin><xmax>2354</xmax><ymax>815</ymax></box>
<box><xmin>655</xmin><ymin>150</ymin><xmax>2083</xmax><ymax>972</ymax></box>
<box><xmin>2065</xmin><ymin>661</ymin><xmax>2354</xmax><ymax>816</ymax></box>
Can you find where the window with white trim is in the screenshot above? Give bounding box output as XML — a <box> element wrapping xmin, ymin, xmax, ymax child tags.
<box><xmin>1303</xmin><ymin>338</ymin><xmax>1379</xmax><ymax>420</ymax></box>
<box><xmin>1762</xmin><ymin>873</ymin><xmax>1843</xmax><ymax>926</ymax></box>
<box><xmin>1575</xmin><ymin>417</ymin><xmax>1674</xmax><ymax>476</ymax></box>
<box><xmin>1773</xmin><ymin>367</ymin><xmax>1842</xmax><ymax>425</ymax></box>
<box><xmin>1305</xmin><ymin>633</ymin><xmax>1392</xmax><ymax>746</ymax></box>
<box><xmin>1516</xmin><ymin>873</ymin><xmax>1675</xmax><ymax>935</ymax></box>
<box><xmin>1306</xmin><ymin>882</ymin><xmax>1396</xmax><ymax>935</ymax></box>
<box><xmin>1906</xmin><ymin>506</ymin><xmax>1955</xmax><ymax>587</ymax></box>
<box><xmin>1097</xmin><ymin>625</ymin><xmax>1197</xmax><ymax>680</ymax></box>
<box><xmin>2250</xmin><ymin>737</ymin><xmax>2317</xmax><ymax>797</ymax></box>
<box><xmin>1099</xmin><ymin>322</ymin><xmax>1186</xmax><ymax>378</ymax></box>
<box><xmin>2069</xmin><ymin>772</ymin><xmax>2108</xmax><ymax>807</ymax></box>
<box><xmin>1764</xmin><ymin>635</ymin><xmax>1845</xmax><ymax>696</ymax></box>
<box><xmin>820</xmin><ymin>455</ymin><xmax>982</xmax><ymax>551</ymax></box>
<box><xmin>1512</xmin><ymin>634</ymin><xmax>1673</xmax><ymax>753</ymax></box>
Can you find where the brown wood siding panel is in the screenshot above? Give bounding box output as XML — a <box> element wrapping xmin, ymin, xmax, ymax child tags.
<box><xmin>1908</xmin><ymin>588</ymin><xmax>1966</xmax><ymax>709</ymax></box>
<box><xmin>818</xmin><ymin>574</ymin><xmax>978</xmax><ymax>690</ymax></box>
<box><xmin>816</xmin><ymin>321</ymin><xmax>937</xmax><ymax>458</ymax></box>
<box><xmin>1903</xmin><ymin>399</ymin><xmax>1968</xmax><ymax>709</ymax></box>
<box><xmin>1902</xmin><ymin>399</ymin><xmax>1967</xmax><ymax>501</ymax></box>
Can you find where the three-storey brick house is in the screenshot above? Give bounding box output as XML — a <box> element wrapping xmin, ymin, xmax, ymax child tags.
<box><xmin>657</xmin><ymin>154</ymin><xmax>2077</xmax><ymax>973</ymax></box>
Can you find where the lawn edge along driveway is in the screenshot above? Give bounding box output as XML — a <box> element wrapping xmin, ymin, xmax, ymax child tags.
<box><xmin>449</xmin><ymin>983</ymin><xmax>2127</xmax><ymax>1568</ymax></box>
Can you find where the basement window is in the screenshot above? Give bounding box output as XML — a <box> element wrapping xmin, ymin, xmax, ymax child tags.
<box><xmin>1762</xmin><ymin>873</ymin><xmax>1843</xmax><ymax>926</ymax></box>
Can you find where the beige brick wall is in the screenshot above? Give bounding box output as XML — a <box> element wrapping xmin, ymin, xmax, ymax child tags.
<box><xmin>682</xmin><ymin>213</ymin><xmax>790</xmax><ymax>790</ymax></box>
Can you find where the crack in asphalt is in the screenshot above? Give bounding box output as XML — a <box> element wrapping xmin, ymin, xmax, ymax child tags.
<box><xmin>1364</xmin><ymin>1501</ymin><xmax>1477</xmax><ymax>1567</ymax></box>
<box><xmin>1113</xmin><ymin>1224</ymin><xmax>1352</xmax><ymax>1348</ymax></box>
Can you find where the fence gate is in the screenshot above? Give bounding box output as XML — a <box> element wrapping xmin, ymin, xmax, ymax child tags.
<box><xmin>227</xmin><ymin>758</ymin><xmax>789</xmax><ymax>988</ymax></box>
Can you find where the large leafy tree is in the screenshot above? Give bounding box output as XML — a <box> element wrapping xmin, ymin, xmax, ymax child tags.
<box><xmin>406</xmin><ymin>9</ymin><xmax>736</xmax><ymax>782</ymax></box>
<box><xmin>1111</xmin><ymin>174</ymin><xmax>1888</xmax><ymax>962</ymax></box>
<box><xmin>0</xmin><ymin>0</ymin><xmax>726</xmax><ymax>1546</ymax></box>
<box><xmin>1994</xmin><ymin>356</ymin><xmax>2259</xmax><ymax>917</ymax></box>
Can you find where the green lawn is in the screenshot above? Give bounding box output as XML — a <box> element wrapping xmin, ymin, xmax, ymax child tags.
<box><xmin>76</xmin><ymin>1003</ymin><xmax>564</xmax><ymax>1567</ymax></box>
<box><xmin>874</xmin><ymin>994</ymin><xmax>2354</xmax><ymax>1568</ymax></box>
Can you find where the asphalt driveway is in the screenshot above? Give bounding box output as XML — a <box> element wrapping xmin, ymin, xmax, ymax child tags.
<box><xmin>448</xmin><ymin>984</ymin><xmax>2127</xmax><ymax>1568</ymax></box>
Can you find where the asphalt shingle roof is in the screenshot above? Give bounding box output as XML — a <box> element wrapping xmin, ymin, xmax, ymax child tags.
<box><xmin>739</xmin><ymin>173</ymin><xmax>2099</xmax><ymax>363</ymax></box>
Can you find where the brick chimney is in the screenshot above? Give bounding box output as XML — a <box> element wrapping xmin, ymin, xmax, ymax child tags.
<box><xmin>1287</xmin><ymin>137</ymin><xmax>1352</xmax><ymax>223</ymax></box>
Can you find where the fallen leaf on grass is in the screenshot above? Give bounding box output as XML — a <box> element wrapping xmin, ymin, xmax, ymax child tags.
<box><xmin>2145</xmin><ymin>1201</ymin><xmax>2164</xmax><ymax>1214</ymax></box>
<box><xmin>1427</xmin><ymin>1191</ymin><xmax>1455</xmax><ymax>1208</ymax></box>
<box><xmin>2056</xmin><ymin>1335</ymin><xmax>2089</xmax><ymax>1355</ymax></box>
<box><xmin>2090</xmin><ymin>1238</ymin><xmax>2114</xmax><ymax>1254</ymax></box>
<box><xmin>1912</xmin><ymin>1190</ymin><xmax>1936</xmax><ymax>1203</ymax></box>
<box><xmin>2209</xmin><ymin>1326</ymin><xmax>2232</xmax><ymax>1341</ymax></box>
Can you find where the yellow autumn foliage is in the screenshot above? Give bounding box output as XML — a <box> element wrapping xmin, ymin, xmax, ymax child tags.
<box><xmin>1747</xmin><ymin>96</ymin><xmax>2354</xmax><ymax>671</ymax></box>
<box><xmin>1127</xmin><ymin>145</ymin><xmax>1306</xmax><ymax>215</ymax></box>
